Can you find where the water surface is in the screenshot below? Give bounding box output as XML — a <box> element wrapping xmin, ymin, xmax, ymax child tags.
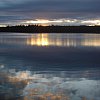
<box><xmin>0</xmin><ymin>33</ymin><xmax>100</xmax><ymax>100</ymax></box>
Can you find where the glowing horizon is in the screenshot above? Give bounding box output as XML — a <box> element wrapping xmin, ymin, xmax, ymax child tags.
<box><xmin>0</xmin><ymin>18</ymin><xmax>100</xmax><ymax>27</ymax></box>
<box><xmin>22</xmin><ymin>18</ymin><xmax>100</xmax><ymax>26</ymax></box>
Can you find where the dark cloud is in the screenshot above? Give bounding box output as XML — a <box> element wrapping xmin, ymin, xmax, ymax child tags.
<box><xmin>0</xmin><ymin>0</ymin><xmax>100</xmax><ymax>25</ymax></box>
<box><xmin>1</xmin><ymin>0</ymin><xmax>100</xmax><ymax>12</ymax></box>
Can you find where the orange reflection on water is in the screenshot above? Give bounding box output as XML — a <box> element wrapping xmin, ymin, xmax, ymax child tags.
<box><xmin>26</xmin><ymin>34</ymin><xmax>77</xmax><ymax>47</ymax></box>
<box><xmin>27</xmin><ymin>34</ymin><xmax>100</xmax><ymax>47</ymax></box>
<box><xmin>82</xmin><ymin>39</ymin><xmax>100</xmax><ymax>47</ymax></box>
<box><xmin>1</xmin><ymin>33</ymin><xmax>100</xmax><ymax>47</ymax></box>
<box><xmin>81</xmin><ymin>34</ymin><xmax>100</xmax><ymax>47</ymax></box>
<box><xmin>27</xmin><ymin>34</ymin><xmax>49</xmax><ymax>46</ymax></box>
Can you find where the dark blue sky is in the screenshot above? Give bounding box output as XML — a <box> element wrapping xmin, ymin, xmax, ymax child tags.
<box><xmin>0</xmin><ymin>0</ymin><xmax>100</xmax><ymax>26</ymax></box>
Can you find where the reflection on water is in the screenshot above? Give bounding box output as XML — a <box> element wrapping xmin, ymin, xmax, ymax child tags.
<box><xmin>26</xmin><ymin>34</ymin><xmax>100</xmax><ymax>47</ymax></box>
<box><xmin>0</xmin><ymin>33</ymin><xmax>100</xmax><ymax>100</ymax></box>
<box><xmin>0</xmin><ymin>65</ymin><xmax>100</xmax><ymax>100</ymax></box>
<box><xmin>0</xmin><ymin>33</ymin><xmax>100</xmax><ymax>47</ymax></box>
<box><xmin>27</xmin><ymin>34</ymin><xmax>49</xmax><ymax>46</ymax></box>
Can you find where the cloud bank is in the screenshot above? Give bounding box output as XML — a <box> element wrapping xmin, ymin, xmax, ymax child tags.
<box><xmin>0</xmin><ymin>0</ymin><xmax>100</xmax><ymax>26</ymax></box>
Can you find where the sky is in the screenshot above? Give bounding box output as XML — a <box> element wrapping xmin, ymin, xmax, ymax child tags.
<box><xmin>0</xmin><ymin>0</ymin><xmax>100</xmax><ymax>26</ymax></box>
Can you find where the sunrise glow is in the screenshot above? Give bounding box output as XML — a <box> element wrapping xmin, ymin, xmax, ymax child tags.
<box><xmin>26</xmin><ymin>19</ymin><xmax>63</xmax><ymax>24</ymax></box>
<box><xmin>82</xmin><ymin>19</ymin><xmax>100</xmax><ymax>25</ymax></box>
<box><xmin>20</xmin><ymin>18</ymin><xmax>100</xmax><ymax>26</ymax></box>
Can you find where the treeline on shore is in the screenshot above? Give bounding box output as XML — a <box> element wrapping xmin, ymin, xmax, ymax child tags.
<box><xmin>0</xmin><ymin>25</ymin><xmax>100</xmax><ymax>33</ymax></box>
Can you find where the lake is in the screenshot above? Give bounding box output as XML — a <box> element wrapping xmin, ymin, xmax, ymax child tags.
<box><xmin>0</xmin><ymin>33</ymin><xmax>100</xmax><ymax>100</ymax></box>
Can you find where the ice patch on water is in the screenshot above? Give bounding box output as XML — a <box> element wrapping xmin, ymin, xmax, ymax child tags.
<box><xmin>18</xmin><ymin>71</ymin><xmax>100</xmax><ymax>100</ymax></box>
<box><xmin>0</xmin><ymin>68</ymin><xmax>100</xmax><ymax>100</ymax></box>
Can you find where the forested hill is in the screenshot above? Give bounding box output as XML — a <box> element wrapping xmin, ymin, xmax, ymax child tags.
<box><xmin>0</xmin><ymin>25</ymin><xmax>100</xmax><ymax>33</ymax></box>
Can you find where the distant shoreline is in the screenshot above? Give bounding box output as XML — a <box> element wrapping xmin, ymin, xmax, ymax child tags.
<box><xmin>0</xmin><ymin>26</ymin><xmax>100</xmax><ymax>33</ymax></box>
